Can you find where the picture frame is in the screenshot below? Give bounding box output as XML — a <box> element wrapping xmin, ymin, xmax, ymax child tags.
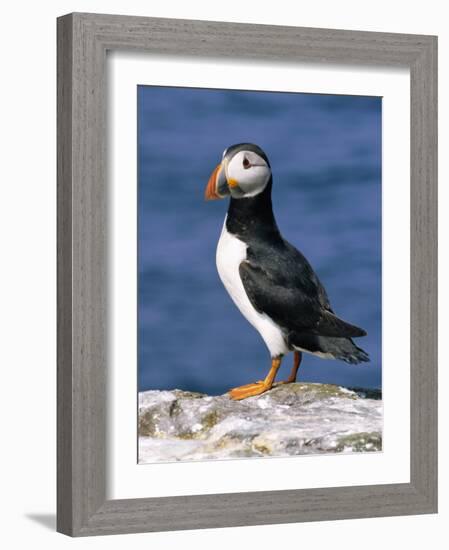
<box><xmin>57</xmin><ymin>12</ymin><xmax>437</xmax><ymax>536</ymax></box>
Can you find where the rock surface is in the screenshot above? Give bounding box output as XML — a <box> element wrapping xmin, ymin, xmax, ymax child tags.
<box><xmin>138</xmin><ymin>383</ymin><xmax>382</xmax><ymax>463</ymax></box>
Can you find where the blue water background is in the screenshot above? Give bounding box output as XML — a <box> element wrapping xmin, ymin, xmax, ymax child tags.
<box><xmin>138</xmin><ymin>86</ymin><xmax>382</xmax><ymax>394</ymax></box>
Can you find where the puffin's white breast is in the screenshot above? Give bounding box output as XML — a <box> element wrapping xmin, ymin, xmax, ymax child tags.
<box><xmin>216</xmin><ymin>216</ymin><xmax>289</xmax><ymax>358</ymax></box>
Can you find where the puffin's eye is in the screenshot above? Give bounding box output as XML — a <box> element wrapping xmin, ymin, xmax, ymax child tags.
<box><xmin>242</xmin><ymin>157</ymin><xmax>250</xmax><ymax>169</ymax></box>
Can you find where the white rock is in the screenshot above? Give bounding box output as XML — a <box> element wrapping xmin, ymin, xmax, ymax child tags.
<box><xmin>138</xmin><ymin>383</ymin><xmax>382</xmax><ymax>463</ymax></box>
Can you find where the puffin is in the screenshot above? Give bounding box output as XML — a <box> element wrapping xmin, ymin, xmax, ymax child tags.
<box><xmin>205</xmin><ymin>143</ymin><xmax>369</xmax><ymax>401</ymax></box>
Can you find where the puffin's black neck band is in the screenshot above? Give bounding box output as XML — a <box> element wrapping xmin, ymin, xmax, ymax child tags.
<box><xmin>226</xmin><ymin>178</ymin><xmax>281</xmax><ymax>243</ymax></box>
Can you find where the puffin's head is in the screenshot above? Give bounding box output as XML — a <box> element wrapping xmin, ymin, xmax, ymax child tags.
<box><xmin>205</xmin><ymin>143</ymin><xmax>271</xmax><ymax>201</ymax></box>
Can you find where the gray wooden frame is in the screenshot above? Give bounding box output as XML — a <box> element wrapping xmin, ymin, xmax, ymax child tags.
<box><xmin>57</xmin><ymin>12</ymin><xmax>438</xmax><ymax>537</ymax></box>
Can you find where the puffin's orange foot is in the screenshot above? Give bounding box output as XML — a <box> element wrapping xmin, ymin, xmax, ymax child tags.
<box><xmin>229</xmin><ymin>357</ymin><xmax>282</xmax><ymax>400</ymax></box>
<box><xmin>228</xmin><ymin>381</ymin><xmax>272</xmax><ymax>401</ymax></box>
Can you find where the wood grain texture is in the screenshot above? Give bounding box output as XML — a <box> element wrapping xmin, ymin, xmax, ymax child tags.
<box><xmin>57</xmin><ymin>12</ymin><xmax>438</xmax><ymax>536</ymax></box>
<box><xmin>57</xmin><ymin>13</ymin><xmax>74</xmax><ymax>536</ymax></box>
<box><xmin>409</xmin><ymin>37</ymin><xmax>438</xmax><ymax>508</ymax></box>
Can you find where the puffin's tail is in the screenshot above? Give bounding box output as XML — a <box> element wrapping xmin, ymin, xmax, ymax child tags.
<box><xmin>320</xmin><ymin>336</ymin><xmax>370</xmax><ymax>365</ymax></box>
<box><xmin>290</xmin><ymin>332</ymin><xmax>370</xmax><ymax>365</ymax></box>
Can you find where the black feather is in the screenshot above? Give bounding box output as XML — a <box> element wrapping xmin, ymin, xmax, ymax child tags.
<box><xmin>288</xmin><ymin>332</ymin><xmax>370</xmax><ymax>364</ymax></box>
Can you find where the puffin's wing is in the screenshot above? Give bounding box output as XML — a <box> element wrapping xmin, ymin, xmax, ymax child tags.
<box><xmin>239</xmin><ymin>260</ymin><xmax>366</xmax><ymax>338</ymax></box>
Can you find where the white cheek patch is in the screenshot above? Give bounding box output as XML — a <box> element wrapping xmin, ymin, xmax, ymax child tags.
<box><xmin>227</xmin><ymin>151</ymin><xmax>271</xmax><ymax>197</ymax></box>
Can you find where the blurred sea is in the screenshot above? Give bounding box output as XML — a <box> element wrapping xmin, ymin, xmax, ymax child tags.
<box><xmin>138</xmin><ymin>86</ymin><xmax>382</xmax><ymax>395</ymax></box>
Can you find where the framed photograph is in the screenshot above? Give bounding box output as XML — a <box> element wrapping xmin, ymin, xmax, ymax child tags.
<box><xmin>57</xmin><ymin>12</ymin><xmax>437</xmax><ymax>536</ymax></box>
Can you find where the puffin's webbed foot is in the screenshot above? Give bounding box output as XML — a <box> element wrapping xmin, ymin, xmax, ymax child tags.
<box><xmin>228</xmin><ymin>357</ymin><xmax>282</xmax><ymax>401</ymax></box>
<box><xmin>229</xmin><ymin>381</ymin><xmax>271</xmax><ymax>400</ymax></box>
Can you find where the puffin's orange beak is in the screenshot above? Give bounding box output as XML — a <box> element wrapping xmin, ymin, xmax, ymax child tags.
<box><xmin>204</xmin><ymin>163</ymin><xmax>223</xmax><ymax>201</ymax></box>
